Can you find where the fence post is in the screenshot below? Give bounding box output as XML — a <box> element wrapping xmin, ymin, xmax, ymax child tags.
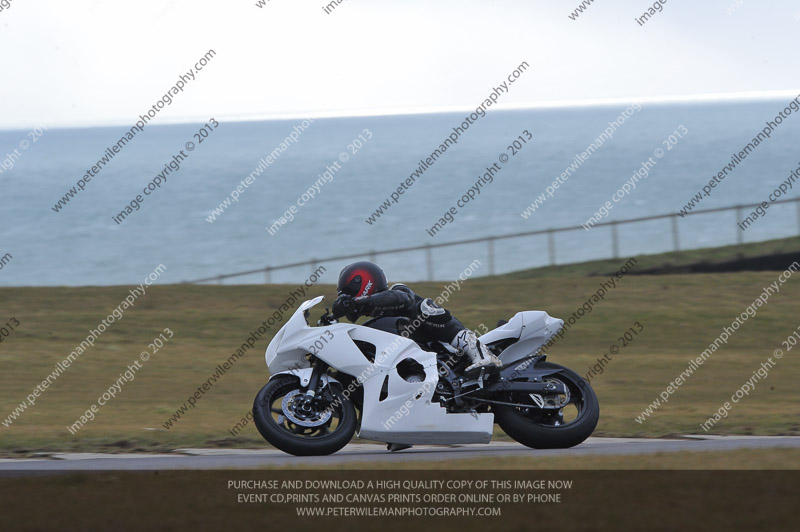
<box><xmin>425</xmin><ymin>244</ymin><xmax>433</xmax><ymax>281</ymax></box>
<box><xmin>547</xmin><ymin>230</ymin><xmax>556</xmax><ymax>266</ymax></box>
<box><xmin>735</xmin><ymin>205</ymin><xmax>743</xmax><ymax>245</ymax></box>
<box><xmin>310</xmin><ymin>260</ymin><xmax>317</xmax><ymax>275</ymax></box>
<box><xmin>671</xmin><ymin>215</ymin><xmax>680</xmax><ymax>251</ymax></box>
<box><xmin>217</xmin><ymin>275</ymin><xmax>223</xmax><ymax>285</ymax></box>
<box><xmin>488</xmin><ymin>238</ymin><xmax>496</xmax><ymax>275</ymax></box>
<box><xmin>611</xmin><ymin>222</ymin><xmax>619</xmax><ymax>259</ymax></box>
<box><xmin>264</xmin><ymin>266</ymin><xmax>272</xmax><ymax>284</ymax></box>
<box><xmin>369</xmin><ymin>250</ymin><xmax>376</xmax><ymax>262</ymax></box>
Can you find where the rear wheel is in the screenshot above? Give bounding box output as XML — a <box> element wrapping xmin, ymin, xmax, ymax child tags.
<box><xmin>494</xmin><ymin>362</ymin><xmax>599</xmax><ymax>449</ymax></box>
<box><xmin>252</xmin><ymin>375</ymin><xmax>356</xmax><ymax>456</ymax></box>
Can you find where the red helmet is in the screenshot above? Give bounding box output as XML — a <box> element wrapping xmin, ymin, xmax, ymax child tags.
<box><xmin>337</xmin><ymin>261</ymin><xmax>388</xmax><ymax>297</ymax></box>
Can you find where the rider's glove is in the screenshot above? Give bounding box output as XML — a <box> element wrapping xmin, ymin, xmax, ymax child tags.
<box><xmin>332</xmin><ymin>294</ymin><xmax>356</xmax><ymax>319</ymax></box>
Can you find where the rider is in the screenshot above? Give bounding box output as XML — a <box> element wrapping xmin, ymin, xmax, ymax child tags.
<box><xmin>331</xmin><ymin>261</ymin><xmax>502</xmax><ymax>372</ymax></box>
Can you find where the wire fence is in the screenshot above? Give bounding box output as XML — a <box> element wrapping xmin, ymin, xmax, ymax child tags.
<box><xmin>184</xmin><ymin>197</ymin><xmax>800</xmax><ymax>284</ymax></box>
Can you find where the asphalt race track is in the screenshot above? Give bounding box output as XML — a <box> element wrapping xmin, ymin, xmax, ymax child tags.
<box><xmin>1</xmin><ymin>436</ymin><xmax>798</xmax><ymax>474</ymax></box>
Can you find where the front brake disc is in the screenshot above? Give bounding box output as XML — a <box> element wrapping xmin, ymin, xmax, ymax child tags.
<box><xmin>281</xmin><ymin>390</ymin><xmax>332</xmax><ymax>427</ymax></box>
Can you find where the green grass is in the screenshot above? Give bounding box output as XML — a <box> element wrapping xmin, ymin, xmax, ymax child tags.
<box><xmin>502</xmin><ymin>235</ymin><xmax>800</xmax><ymax>278</ymax></box>
<box><xmin>1</xmin><ymin>240</ymin><xmax>799</xmax><ymax>456</ymax></box>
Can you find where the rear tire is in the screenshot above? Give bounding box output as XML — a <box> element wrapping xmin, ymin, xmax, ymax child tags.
<box><xmin>494</xmin><ymin>362</ymin><xmax>599</xmax><ymax>449</ymax></box>
<box><xmin>252</xmin><ymin>375</ymin><xmax>356</xmax><ymax>456</ymax></box>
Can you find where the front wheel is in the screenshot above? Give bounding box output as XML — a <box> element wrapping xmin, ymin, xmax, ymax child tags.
<box><xmin>494</xmin><ymin>362</ymin><xmax>599</xmax><ymax>449</ymax></box>
<box><xmin>252</xmin><ymin>375</ymin><xmax>357</xmax><ymax>456</ymax></box>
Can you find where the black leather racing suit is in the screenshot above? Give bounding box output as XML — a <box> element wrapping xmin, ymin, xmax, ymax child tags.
<box><xmin>351</xmin><ymin>284</ymin><xmax>466</xmax><ymax>344</ymax></box>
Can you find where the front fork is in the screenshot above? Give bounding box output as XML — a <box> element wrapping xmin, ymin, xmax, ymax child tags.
<box><xmin>301</xmin><ymin>358</ymin><xmax>329</xmax><ymax>408</ymax></box>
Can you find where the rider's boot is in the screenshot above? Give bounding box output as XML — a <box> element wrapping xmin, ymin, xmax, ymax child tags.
<box><xmin>451</xmin><ymin>330</ymin><xmax>502</xmax><ymax>372</ymax></box>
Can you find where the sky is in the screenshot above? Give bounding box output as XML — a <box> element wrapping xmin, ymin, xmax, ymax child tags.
<box><xmin>1</xmin><ymin>0</ymin><xmax>799</xmax><ymax>129</ymax></box>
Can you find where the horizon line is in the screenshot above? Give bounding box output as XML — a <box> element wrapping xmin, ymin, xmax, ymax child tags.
<box><xmin>1</xmin><ymin>89</ymin><xmax>798</xmax><ymax>131</ymax></box>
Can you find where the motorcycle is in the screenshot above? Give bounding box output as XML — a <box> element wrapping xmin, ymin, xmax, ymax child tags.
<box><xmin>252</xmin><ymin>295</ymin><xmax>599</xmax><ymax>456</ymax></box>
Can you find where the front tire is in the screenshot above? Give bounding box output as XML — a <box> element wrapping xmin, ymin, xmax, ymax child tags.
<box><xmin>252</xmin><ymin>375</ymin><xmax>356</xmax><ymax>456</ymax></box>
<box><xmin>494</xmin><ymin>362</ymin><xmax>599</xmax><ymax>449</ymax></box>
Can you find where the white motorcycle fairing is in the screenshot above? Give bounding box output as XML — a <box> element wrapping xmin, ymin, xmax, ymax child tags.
<box><xmin>481</xmin><ymin>311</ymin><xmax>564</xmax><ymax>366</ymax></box>
<box><xmin>264</xmin><ymin>296</ymin><xmax>563</xmax><ymax>446</ymax></box>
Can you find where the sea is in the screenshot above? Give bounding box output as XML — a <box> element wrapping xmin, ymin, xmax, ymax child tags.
<box><xmin>1</xmin><ymin>100</ymin><xmax>799</xmax><ymax>286</ymax></box>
